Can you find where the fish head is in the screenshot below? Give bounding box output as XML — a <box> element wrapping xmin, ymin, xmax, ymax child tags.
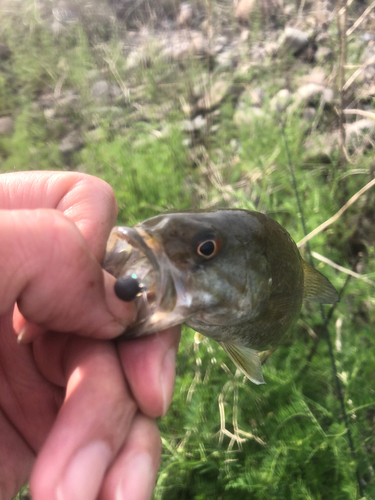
<box><xmin>104</xmin><ymin>210</ymin><xmax>273</xmax><ymax>338</ymax></box>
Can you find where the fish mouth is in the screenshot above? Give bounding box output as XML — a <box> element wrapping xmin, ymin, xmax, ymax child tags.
<box><xmin>103</xmin><ymin>226</ymin><xmax>189</xmax><ymax>338</ymax></box>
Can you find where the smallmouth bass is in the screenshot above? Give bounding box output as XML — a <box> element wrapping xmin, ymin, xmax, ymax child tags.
<box><xmin>104</xmin><ymin>209</ymin><xmax>339</xmax><ymax>384</ymax></box>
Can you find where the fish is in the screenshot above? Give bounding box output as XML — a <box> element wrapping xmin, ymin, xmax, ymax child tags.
<box><xmin>103</xmin><ymin>209</ymin><xmax>339</xmax><ymax>385</ymax></box>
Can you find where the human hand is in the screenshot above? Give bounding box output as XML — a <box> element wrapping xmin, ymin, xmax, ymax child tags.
<box><xmin>0</xmin><ymin>171</ymin><xmax>181</xmax><ymax>500</ymax></box>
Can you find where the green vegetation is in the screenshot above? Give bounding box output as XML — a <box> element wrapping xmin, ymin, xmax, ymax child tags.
<box><xmin>3</xmin><ymin>1</ymin><xmax>374</xmax><ymax>499</ymax></box>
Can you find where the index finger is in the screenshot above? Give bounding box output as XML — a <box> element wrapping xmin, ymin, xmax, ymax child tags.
<box><xmin>0</xmin><ymin>171</ymin><xmax>117</xmax><ymax>260</ymax></box>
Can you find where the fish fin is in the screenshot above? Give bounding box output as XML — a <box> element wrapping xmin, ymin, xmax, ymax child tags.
<box><xmin>219</xmin><ymin>342</ymin><xmax>265</xmax><ymax>385</ymax></box>
<box><xmin>302</xmin><ymin>260</ymin><xmax>339</xmax><ymax>304</ymax></box>
<box><xmin>194</xmin><ymin>332</ymin><xmax>205</xmax><ymax>344</ymax></box>
<box><xmin>258</xmin><ymin>348</ymin><xmax>276</xmax><ymax>364</ymax></box>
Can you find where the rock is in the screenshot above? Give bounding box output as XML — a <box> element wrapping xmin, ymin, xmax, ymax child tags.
<box><xmin>240</xmin><ymin>30</ymin><xmax>250</xmax><ymax>42</ymax></box>
<box><xmin>304</xmin><ymin>132</ymin><xmax>339</xmax><ymax>163</ymax></box>
<box><xmin>86</xmin><ymin>127</ymin><xmax>107</xmax><ymax>142</ymax></box>
<box><xmin>0</xmin><ymin>116</ymin><xmax>14</xmax><ymax>134</ymax></box>
<box><xmin>251</xmin><ymin>43</ymin><xmax>269</xmax><ymax>62</ymax></box>
<box><xmin>302</xmin><ymin>106</ymin><xmax>317</xmax><ymax>123</ymax></box>
<box><xmin>359</xmin><ymin>33</ymin><xmax>375</xmax><ymax>43</ymax></box>
<box><xmin>233</xmin><ymin>106</ymin><xmax>265</xmax><ymax>127</ymax></box>
<box><xmin>235</xmin><ymin>0</ymin><xmax>278</xmax><ymax>24</ymax></box>
<box><xmin>52</xmin><ymin>0</ymin><xmax>78</xmax><ymax>35</ymax></box>
<box><xmin>360</xmin><ymin>43</ymin><xmax>375</xmax><ymax>84</ymax></box>
<box><xmin>297</xmin><ymin>68</ymin><xmax>326</xmax><ymax>86</ymax></box>
<box><xmin>213</xmin><ymin>36</ymin><xmax>228</xmax><ymax>55</ymax></box>
<box><xmin>183</xmin><ymin>115</ymin><xmax>207</xmax><ymax>132</ymax></box>
<box><xmin>56</xmin><ymin>93</ymin><xmax>80</xmax><ymax>110</ymax></box>
<box><xmin>216</xmin><ymin>48</ymin><xmax>238</xmax><ymax>70</ymax></box>
<box><xmin>163</xmin><ymin>30</ymin><xmax>209</xmax><ymax>61</ymax></box>
<box><xmin>91</xmin><ymin>80</ymin><xmax>110</xmax><ymax>99</ymax></box>
<box><xmin>196</xmin><ymin>80</ymin><xmax>233</xmax><ymax>111</ymax></box>
<box><xmin>0</xmin><ymin>43</ymin><xmax>11</xmax><ymax>60</ymax></box>
<box><xmin>93</xmin><ymin>106</ymin><xmax>125</xmax><ymax>119</ymax></box>
<box><xmin>295</xmin><ymin>83</ymin><xmax>334</xmax><ymax>107</ymax></box>
<box><xmin>270</xmin><ymin>89</ymin><xmax>292</xmax><ymax>112</ymax></box>
<box><xmin>177</xmin><ymin>3</ymin><xmax>193</xmax><ymax>27</ymax></box>
<box><xmin>37</xmin><ymin>93</ymin><xmax>55</xmax><ymax>109</ymax></box>
<box><xmin>264</xmin><ymin>41</ymin><xmax>279</xmax><ymax>56</ymax></box>
<box><xmin>91</xmin><ymin>80</ymin><xmax>122</xmax><ymax>103</ymax></box>
<box><xmin>315</xmin><ymin>46</ymin><xmax>333</xmax><ymax>63</ymax></box>
<box><xmin>235</xmin><ymin>0</ymin><xmax>256</xmax><ymax>24</ymax></box>
<box><xmin>125</xmin><ymin>49</ymin><xmax>149</xmax><ymax>71</ymax></box>
<box><xmin>86</xmin><ymin>69</ymin><xmax>102</xmax><ymax>81</ymax></box>
<box><xmin>356</xmin><ymin>84</ymin><xmax>375</xmax><ymax>102</ymax></box>
<box><xmin>191</xmin><ymin>32</ymin><xmax>209</xmax><ymax>56</ymax></box>
<box><xmin>240</xmin><ymin>87</ymin><xmax>264</xmax><ymax>107</ymax></box>
<box><xmin>38</xmin><ymin>91</ymin><xmax>79</xmax><ymax>118</ymax></box>
<box><xmin>44</xmin><ymin>109</ymin><xmax>56</xmax><ymax>120</ymax></box>
<box><xmin>52</xmin><ymin>1</ymin><xmax>78</xmax><ymax>24</ymax></box>
<box><xmin>59</xmin><ymin>130</ymin><xmax>84</xmax><ymax>154</ymax></box>
<box><xmin>280</xmin><ymin>27</ymin><xmax>309</xmax><ymax>55</ymax></box>
<box><xmin>345</xmin><ymin>119</ymin><xmax>375</xmax><ymax>151</ymax></box>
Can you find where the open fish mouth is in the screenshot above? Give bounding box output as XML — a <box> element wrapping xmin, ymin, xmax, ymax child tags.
<box><xmin>103</xmin><ymin>226</ymin><xmax>188</xmax><ymax>338</ymax></box>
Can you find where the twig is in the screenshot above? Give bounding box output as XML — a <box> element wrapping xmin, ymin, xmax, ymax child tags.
<box><xmin>281</xmin><ymin>115</ymin><xmax>364</xmax><ymax>498</ymax></box>
<box><xmin>343</xmin><ymin>53</ymin><xmax>375</xmax><ymax>91</ymax></box>
<box><xmin>343</xmin><ymin>109</ymin><xmax>375</xmax><ymax>120</ymax></box>
<box><xmin>297</xmin><ymin>178</ymin><xmax>375</xmax><ymax>248</ymax></box>
<box><xmin>311</xmin><ymin>251</ymin><xmax>375</xmax><ymax>287</ymax></box>
<box><xmin>346</xmin><ymin>0</ymin><xmax>375</xmax><ymax>37</ymax></box>
<box><xmin>336</xmin><ymin>0</ymin><xmax>347</xmax><ymax>167</ymax></box>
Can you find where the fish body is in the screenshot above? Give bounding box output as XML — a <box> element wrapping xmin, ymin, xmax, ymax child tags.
<box><xmin>104</xmin><ymin>209</ymin><xmax>339</xmax><ymax>384</ymax></box>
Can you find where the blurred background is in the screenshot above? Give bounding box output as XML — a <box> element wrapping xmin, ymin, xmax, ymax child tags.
<box><xmin>1</xmin><ymin>0</ymin><xmax>375</xmax><ymax>498</ymax></box>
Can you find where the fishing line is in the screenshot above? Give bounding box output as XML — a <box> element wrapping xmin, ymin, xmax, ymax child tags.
<box><xmin>279</xmin><ymin>116</ymin><xmax>364</xmax><ymax>498</ymax></box>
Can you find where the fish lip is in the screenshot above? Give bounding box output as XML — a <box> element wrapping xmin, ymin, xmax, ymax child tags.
<box><xmin>104</xmin><ymin>226</ymin><xmax>189</xmax><ymax>338</ymax></box>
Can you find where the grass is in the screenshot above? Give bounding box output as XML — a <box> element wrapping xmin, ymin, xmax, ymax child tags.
<box><xmin>3</xmin><ymin>1</ymin><xmax>375</xmax><ymax>499</ymax></box>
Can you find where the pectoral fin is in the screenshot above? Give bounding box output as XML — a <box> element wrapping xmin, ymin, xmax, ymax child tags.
<box><xmin>194</xmin><ymin>332</ymin><xmax>205</xmax><ymax>344</ymax></box>
<box><xmin>219</xmin><ymin>341</ymin><xmax>265</xmax><ymax>385</ymax></box>
<box><xmin>259</xmin><ymin>348</ymin><xmax>276</xmax><ymax>364</ymax></box>
<box><xmin>302</xmin><ymin>260</ymin><xmax>339</xmax><ymax>304</ymax></box>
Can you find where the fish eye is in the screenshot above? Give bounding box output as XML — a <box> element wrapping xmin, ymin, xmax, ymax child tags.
<box><xmin>197</xmin><ymin>238</ymin><xmax>220</xmax><ymax>259</ymax></box>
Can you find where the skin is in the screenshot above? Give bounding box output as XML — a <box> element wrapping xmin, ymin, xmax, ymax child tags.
<box><xmin>0</xmin><ymin>171</ymin><xmax>181</xmax><ymax>500</ymax></box>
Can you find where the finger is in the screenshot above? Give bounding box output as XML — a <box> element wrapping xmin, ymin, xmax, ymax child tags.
<box><xmin>0</xmin><ymin>171</ymin><xmax>117</xmax><ymax>260</ymax></box>
<box><xmin>0</xmin><ymin>209</ymin><xmax>135</xmax><ymax>339</ymax></box>
<box><xmin>0</xmin><ymin>409</ymin><xmax>35</xmax><ymax>500</ymax></box>
<box><xmin>100</xmin><ymin>413</ymin><xmax>161</xmax><ymax>500</ymax></box>
<box><xmin>30</xmin><ymin>337</ymin><xmax>138</xmax><ymax>500</ymax></box>
<box><xmin>0</xmin><ymin>310</ymin><xmax>64</xmax><ymax>452</ymax></box>
<box><xmin>118</xmin><ymin>326</ymin><xmax>181</xmax><ymax>418</ymax></box>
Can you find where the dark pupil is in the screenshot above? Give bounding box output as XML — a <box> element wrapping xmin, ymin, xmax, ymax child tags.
<box><xmin>199</xmin><ymin>240</ymin><xmax>215</xmax><ymax>256</ymax></box>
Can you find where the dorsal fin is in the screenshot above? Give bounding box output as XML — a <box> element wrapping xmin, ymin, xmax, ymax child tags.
<box><xmin>219</xmin><ymin>341</ymin><xmax>265</xmax><ymax>385</ymax></box>
<box><xmin>302</xmin><ymin>260</ymin><xmax>339</xmax><ymax>304</ymax></box>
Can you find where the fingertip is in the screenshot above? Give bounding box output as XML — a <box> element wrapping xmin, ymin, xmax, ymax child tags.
<box><xmin>100</xmin><ymin>414</ymin><xmax>161</xmax><ymax>500</ymax></box>
<box><xmin>160</xmin><ymin>344</ymin><xmax>178</xmax><ymax>417</ymax></box>
<box><xmin>118</xmin><ymin>326</ymin><xmax>181</xmax><ymax>418</ymax></box>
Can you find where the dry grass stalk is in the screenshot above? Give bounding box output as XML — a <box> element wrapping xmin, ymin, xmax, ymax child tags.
<box><xmin>311</xmin><ymin>251</ymin><xmax>375</xmax><ymax>287</ymax></box>
<box><xmin>343</xmin><ymin>109</ymin><xmax>375</xmax><ymax>120</ymax></box>
<box><xmin>297</xmin><ymin>178</ymin><xmax>375</xmax><ymax>248</ymax></box>
<box><xmin>346</xmin><ymin>0</ymin><xmax>375</xmax><ymax>37</ymax></box>
<box><xmin>336</xmin><ymin>0</ymin><xmax>348</xmax><ymax>167</ymax></box>
<box><xmin>343</xmin><ymin>53</ymin><xmax>375</xmax><ymax>91</ymax></box>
